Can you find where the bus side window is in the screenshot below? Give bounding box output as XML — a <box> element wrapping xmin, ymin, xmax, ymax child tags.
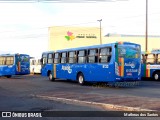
<box><xmin>48</xmin><ymin>53</ymin><xmax>53</xmax><ymax>64</ymax></box>
<box><xmin>78</xmin><ymin>50</ymin><xmax>86</xmax><ymax>63</ymax></box>
<box><xmin>0</xmin><ymin>56</ymin><xmax>5</xmax><ymax>65</ymax></box>
<box><xmin>37</xmin><ymin>59</ymin><xmax>41</xmax><ymax>65</ymax></box>
<box><xmin>23</xmin><ymin>56</ymin><xmax>29</xmax><ymax>62</ymax></box>
<box><xmin>42</xmin><ymin>54</ymin><xmax>47</xmax><ymax>65</ymax></box>
<box><xmin>61</xmin><ymin>52</ymin><xmax>67</xmax><ymax>63</ymax></box>
<box><xmin>69</xmin><ymin>51</ymin><xmax>76</xmax><ymax>63</ymax></box>
<box><xmin>146</xmin><ymin>54</ymin><xmax>155</xmax><ymax>64</ymax></box>
<box><xmin>108</xmin><ymin>47</ymin><xmax>112</xmax><ymax>55</ymax></box>
<box><xmin>99</xmin><ymin>47</ymin><xmax>112</xmax><ymax>63</ymax></box>
<box><xmin>88</xmin><ymin>49</ymin><xmax>98</xmax><ymax>63</ymax></box>
<box><xmin>31</xmin><ymin>60</ymin><xmax>34</xmax><ymax>65</ymax></box>
<box><xmin>157</xmin><ymin>54</ymin><xmax>160</xmax><ymax>64</ymax></box>
<box><xmin>6</xmin><ymin>56</ymin><xmax>14</xmax><ymax>65</ymax></box>
<box><xmin>54</xmin><ymin>53</ymin><xmax>60</xmax><ymax>64</ymax></box>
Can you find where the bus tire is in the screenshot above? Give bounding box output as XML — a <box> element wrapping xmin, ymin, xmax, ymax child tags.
<box><xmin>32</xmin><ymin>68</ymin><xmax>34</xmax><ymax>75</ymax></box>
<box><xmin>49</xmin><ymin>72</ymin><xmax>55</xmax><ymax>81</ymax></box>
<box><xmin>153</xmin><ymin>72</ymin><xmax>160</xmax><ymax>81</ymax></box>
<box><xmin>77</xmin><ymin>73</ymin><xmax>85</xmax><ymax>85</ymax></box>
<box><xmin>6</xmin><ymin>75</ymin><xmax>12</xmax><ymax>78</ymax></box>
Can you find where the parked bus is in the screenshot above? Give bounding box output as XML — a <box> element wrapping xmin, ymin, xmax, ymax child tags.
<box><xmin>30</xmin><ymin>58</ymin><xmax>41</xmax><ymax>74</ymax></box>
<box><xmin>141</xmin><ymin>49</ymin><xmax>160</xmax><ymax>80</ymax></box>
<box><xmin>41</xmin><ymin>42</ymin><xmax>141</xmax><ymax>85</ymax></box>
<box><xmin>0</xmin><ymin>53</ymin><xmax>30</xmax><ymax>78</ymax></box>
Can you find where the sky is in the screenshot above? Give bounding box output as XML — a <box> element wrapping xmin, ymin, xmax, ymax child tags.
<box><xmin>0</xmin><ymin>0</ymin><xmax>160</xmax><ymax>57</ymax></box>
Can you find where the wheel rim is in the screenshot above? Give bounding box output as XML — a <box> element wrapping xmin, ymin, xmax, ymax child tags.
<box><xmin>79</xmin><ymin>75</ymin><xmax>83</xmax><ymax>84</ymax></box>
<box><xmin>49</xmin><ymin>73</ymin><xmax>52</xmax><ymax>80</ymax></box>
<box><xmin>154</xmin><ymin>74</ymin><xmax>159</xmax><ymax>80</ymax></box>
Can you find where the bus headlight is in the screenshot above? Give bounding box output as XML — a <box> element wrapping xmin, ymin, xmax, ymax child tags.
<box><xmin>138</xmin><ymin>64</ymin><xmax>141</xmax><ymax>76</ymax></box>
<box><xmin>115</xmin><ymin>62</ymin><xmax>119</xmax><ymax>76</ymax></box>
<box><xmin>8</xmin><ymin>65</ymin><xmax>13</xmax><ymax>68</ymax></box>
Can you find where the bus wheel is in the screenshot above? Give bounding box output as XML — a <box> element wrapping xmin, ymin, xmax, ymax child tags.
<box><xmin>49</xmin><ymin>72</ymin><xmax>55</xmax><ymax>81</ymax></box>
<box><xmin>32</xmin><ymin>68</ymin><xmax>34</xmax><ymax>75</ymax></box>
<box><xmin>77</xmin><ymin>73</ymin><xmax>85</xmax><ymax>85</ymax></box>
<box><xmin>6</xmin><ymin>75</ymin><xmax>12</xmax><ymax>78</ymax></box>
<box><xmin>153</xmin><ymin>72</ymin><xmax>160</xmax><ymax>81</ymax></box>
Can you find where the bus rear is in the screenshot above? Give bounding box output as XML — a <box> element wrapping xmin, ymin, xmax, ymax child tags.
<box><xmin>30</xmin><ymin>58</ymin><xmax>41</xmax><ymax>74</ymax></box>
<box><xmin>115</xmin><ymin>42</ymin><xmax>141</xmax><ymax>81</ymax></box>
<box><xmin>15</xmin><ymin>54</ymin><xmax>30</xmax><ymax>75</ymax></box>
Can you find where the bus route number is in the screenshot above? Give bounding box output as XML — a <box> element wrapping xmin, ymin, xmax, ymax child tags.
<box><xmin>103</xmin><ymin>65</ymin><xmax>108</xmax><ymax>68</ymax></box>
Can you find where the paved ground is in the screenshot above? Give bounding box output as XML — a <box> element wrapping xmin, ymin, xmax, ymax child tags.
<box><xmin>15</xmin><ymin>75</ymin><xmax>160</xmax><ymax>111</ymax></box>
<box><xmin>0</xmin><ymin>75</ymin><xmax>160</xmax><ymax>119</ymax></box>
<box><xmin>0</xmin><ymin>75</ymin><xmax>160</xmax><ymax>110</ymax></box>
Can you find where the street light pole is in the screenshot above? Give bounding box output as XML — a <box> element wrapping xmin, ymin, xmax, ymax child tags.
<box><xmin>145</xmin><ymin>0</ymin><xmax>148</xmax><ymax>51</ymax></box>
<box><xmin>97</xmin><ymin>19</ymin><xmax>102</xmax><ymax>44</ymax></box>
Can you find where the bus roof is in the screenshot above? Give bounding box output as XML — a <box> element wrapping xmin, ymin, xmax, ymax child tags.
<box><xmin>0</xmin><ymin>53</ymin><xmax>29</xmax><ymax>56</ymax></box>
<box><xmin>55</xmin><ymin>43</ymin><xmax>113</xmax><ymax>53</ymax></box>
<box><xmin>142</xmin><ymin>49</ymin><xmax>160</xmax><ymax>54</ymax></box>
<box><xmin>42</xmin><ymin>42</ymin><xmax>140</xmax><ymax>54</ymax></box>
<box><xmin>151</xmin><ymin>49</ymin><xmax>160</xmax><ymax>54</ymax></box>
<box><xmin>42</xmin><ymin>51</ymin><xmax>54</xmax><ymax>54</ymax></box>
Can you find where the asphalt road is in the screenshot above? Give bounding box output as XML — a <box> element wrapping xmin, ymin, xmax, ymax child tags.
<box><xmin>0</xmin><ymin>75</ymin><xmax>160</xmax><ymax>119</ymax></box>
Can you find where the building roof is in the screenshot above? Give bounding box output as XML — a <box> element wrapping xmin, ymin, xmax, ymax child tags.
<box><xmin>104</xmin><ymin>33</ymin><xmax>160</xmax><ymax>38</ymax></box>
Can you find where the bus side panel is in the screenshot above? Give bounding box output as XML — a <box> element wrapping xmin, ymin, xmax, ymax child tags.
<box><xmin>141</xmin><ymin>64</ymin><xmax>155</xmax><ymax>78</ymax></box>
<box><xmin>56</xmin><ymin>64</ymin><xmax>76</xmax><ymax>80</ymax></box>
<box><xmin>84</xmin><ymin>63</ymin><xmax>115</xmax><ymax>82</ymax></box>
<box><xmin>55</xmin><ymin>64</ymin><xmax>92</xmax><ymax>81</ymax></box>
<box><xmin>0</xmin><ymin>65</ymin><xmax>16</xmax><ymax>76</ymax></box>
<box><xmin>55</xmin><ymin>63</ymin><xmax>115</xmax><ymax>82</ymax></box>
<box><xmin>30</xmin><ymin>64</ymin><xmax>35</xmax><ymax>74</ymax></box>
<box><xmin>150</xmin><ymin>69</ymin><xmax>155</xmax><ymax>78</ymax></box>
<box><xmin>41</xmin><ymin>64</ymin><xmax>53</xmax><ymax>77</ymax></box>
<box><xmin>141</xmin><ymin>63</ymin><xmax>146</xmax><ymax>78</ymax></box>
<box><xmin>143</xmin><ymin>64</ymin><xmax>160</xmax><ymax>78</ymax></box>
<box><xmin>34</xmin><ymin>64</ymin><xmax>41</xmax><ymax>74</ymax></box>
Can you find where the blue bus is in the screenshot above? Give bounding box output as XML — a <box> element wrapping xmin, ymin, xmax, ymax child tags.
<box><xmin>41</xmin><ymin>42</ymin><xmax>141</xmax><ymax>85</ymax></box>
<box><xmin>0</xmin><ymin>53</ymin><xmax>30</xmax><ymax>78</ymax></box>
<box><xmin>141</xmin><ymin>49</ymin><xmax>160</xmax><ymax>80</ymax></box>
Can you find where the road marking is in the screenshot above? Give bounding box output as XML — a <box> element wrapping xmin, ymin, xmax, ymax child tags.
<box><xmin>32</xmin><ymin>94</ymin><xmax>155</xmax><ymax>111</ymax></box>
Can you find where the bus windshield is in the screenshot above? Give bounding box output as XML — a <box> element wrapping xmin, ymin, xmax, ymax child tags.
<box><xmin>19</xmin><ymin>55</ymin><xmax>29</xmax><ymax>63</ymax></box>
<box><xmin>118</xmin><ymin>45</ymin><xmax>140</xmax><ymax>59</ymax></box>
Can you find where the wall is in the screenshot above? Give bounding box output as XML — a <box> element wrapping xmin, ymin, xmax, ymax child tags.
<box><xmin>49</xmin><ymin>26</ymin><xmax>160</xmax><ymax>51</ymax></box>
<box><xmin>49</xmin><ymin>26</ymin><xmax>100</xmax><ymax>50</ymax></box>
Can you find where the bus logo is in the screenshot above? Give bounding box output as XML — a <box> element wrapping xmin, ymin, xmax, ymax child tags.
<box><xmin>125</xmin><ymin>62</ymin><xmax>135</xmax><ymax>68</ymax></box>
<box><xmin>62</xmin><ymin>65</ymin><xmax>72</xmax><ymax>74</ymax></box>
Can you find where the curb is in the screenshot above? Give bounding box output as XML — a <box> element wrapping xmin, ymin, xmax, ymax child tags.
<box><xmin>33</xmin><ymin>95</ymin><xmax>155</xmax><ymax>111</ymax></box>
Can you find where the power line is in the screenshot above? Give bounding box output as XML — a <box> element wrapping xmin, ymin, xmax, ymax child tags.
<box><xmin>0</xmin><ymin>27</ymin><xmax>100</xmax><ymax>39</ymax></box>
<box><xmin>0</xmin><ymin>21</ymin><xmax>97</xmax><ymax>34</ymax></box>
<box><xmin>0</xmin><ymin>22</ymin><xmax>100</xmax><ymax>39</ymax></box>
<box><xmin>115</xmin><ymin>12</ymin><xmax>160</xmax><ymax>20</ymax></box>
<box><xmin>0</xmin><ymin>27</ymin><xmax>48</xmax><ymax>34</ymax></box>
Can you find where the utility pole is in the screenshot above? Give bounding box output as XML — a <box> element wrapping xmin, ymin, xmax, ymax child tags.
<box><xmin>145</xmin><ymin>0</ymin><xmax>148</xmax><ymax>51</ymax></box>
<box><xmin>97</xmin><ymin>19</ymin><xmax>102</xmax><ymax>44</ymax></box>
